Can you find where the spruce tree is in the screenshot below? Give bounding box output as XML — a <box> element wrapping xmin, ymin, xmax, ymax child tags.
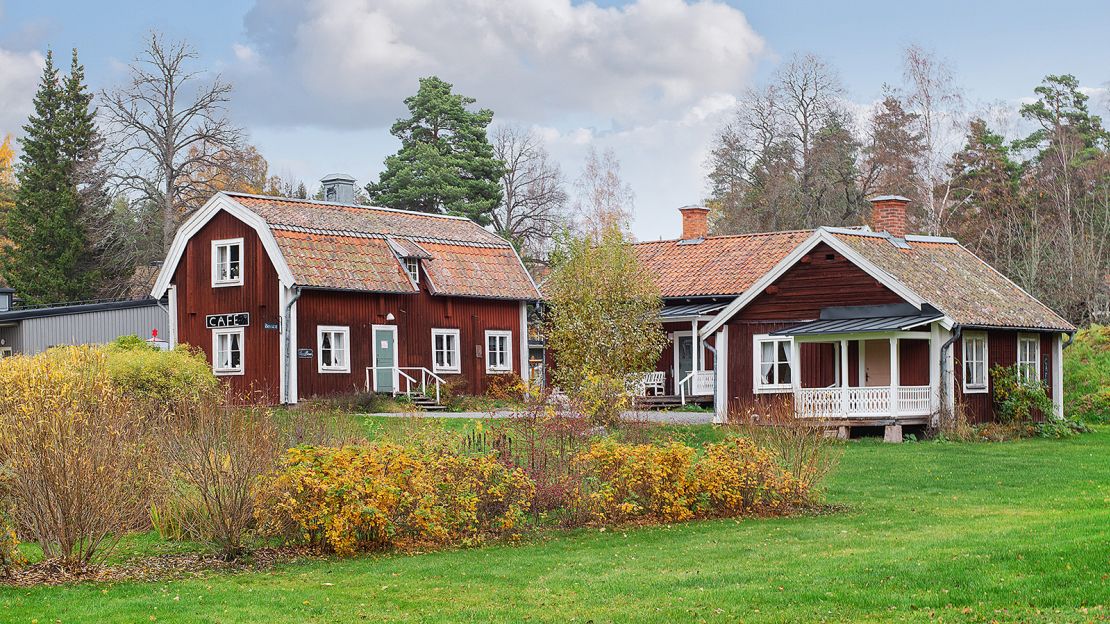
<box><xmin>1</xmin><ymin>49</ymin><xmax>105</xmax><ymax>305</ymax></box>
<box><xmin>366</xmin><ymin>76</ymin><xmax>503</xmax><ymax>225</ymax></box>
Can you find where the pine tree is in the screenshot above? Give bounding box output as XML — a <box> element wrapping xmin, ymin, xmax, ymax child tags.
<box><xmin>366</xmin><ymin>76</ymin><xmax>503</xmax><ymax>224</ymax></box>
<box><xmin>1</xmin><ymin>49</ymin><xmax>107</xmax><ymax>305</ymax></box>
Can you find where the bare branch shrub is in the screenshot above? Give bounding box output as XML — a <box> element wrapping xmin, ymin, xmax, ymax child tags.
<box><xmin>726</xmin><ymin>398</ymin><xmax>841</xmax><ymax>494</ymax></box>
<box><xmin>0</xmin><ymin>347</ymin><xmax>152</xmax><ymax>569</ymax></box>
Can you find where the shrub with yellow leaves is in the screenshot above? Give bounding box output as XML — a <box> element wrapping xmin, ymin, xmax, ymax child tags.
<box><xmin>574</xmin><ymin>440</ymin><xmax>699</xmax><ymax>523</ymax></box>
<box><xmin>255</xmin><ymin>444</ymin><xmax>534</xmax><ymax>556</ymax></box>
<box><xmin>695</xmin><ymin>437</ymin><xmax>808</xmax><ymax>515</ymax></box>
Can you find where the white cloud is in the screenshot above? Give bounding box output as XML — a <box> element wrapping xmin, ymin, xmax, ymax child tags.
<box><xmin>0</xmin><ymin>47</ymin><xmax>43</xmax><ymax>138</ymax></box>
<box><xmin>235</xmin><ymin>0</ymin><xmax>766</xmax><ymax>129</ymax></box>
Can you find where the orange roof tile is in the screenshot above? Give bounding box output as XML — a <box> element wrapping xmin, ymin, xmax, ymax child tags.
<box><xmin>633</xmin><ymin>230</ymin><xmax>813</xmax><ymax>298</ymax></box>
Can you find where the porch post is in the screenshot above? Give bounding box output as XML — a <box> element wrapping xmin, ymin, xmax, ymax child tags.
<box><xmin>839</xmin><ymin>339</ymin><xmax>849</xmax><ymax>416</ymax></box>
<box><xmin>928</xmin><ymin>323</ymin><xmax>941</xmax><ymax>420</ymax></box>
<box><xmin>791</xmin><ymin>338</ymin><xmax>801</xmax><ymax>397</ymax></box>
<box><xmin>889</xmin><ymin>337</ymin><xmax>900</xmax><ymax>417</ymax></box>
<box><xmin>691</xmin><ymin>319</ymin><xmax>700</xmax><ymax>371</ymax></box>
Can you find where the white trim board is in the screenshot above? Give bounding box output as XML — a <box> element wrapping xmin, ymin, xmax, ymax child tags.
<box><xmin>151</xmin><ymin>193</ymin><xmax>296</xmax><ymax>298</ymax></box>
<box><xmin>699</xmin><ymin>228</ymin><xmax>930</xmax><ymax>339</ymax></box>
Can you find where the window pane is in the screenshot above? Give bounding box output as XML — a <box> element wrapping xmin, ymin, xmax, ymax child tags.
<box><xmin>776</xmin><ymin>340</ymin><xmax>790</xmax><ymax>365</ymax></box>
<box><xmin>229</xmin><ymin>333</ymin><xmax>241</xmax><ymax>368</ymax></box>
<box><xmin>778</xmin><ymin>362</ymin><xmax>791</xmax><ymax>385</ymax></box>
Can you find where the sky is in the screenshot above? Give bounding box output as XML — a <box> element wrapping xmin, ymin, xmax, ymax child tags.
<box><xmin>1</xmin><ymin>0</ymin><xmax>1108</xmax><ymax>241</ymax></box>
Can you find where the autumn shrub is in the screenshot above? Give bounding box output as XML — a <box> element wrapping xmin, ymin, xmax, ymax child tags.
<box><xmin>156</xmin><ymin>396</ymin><xmax>281</xmax><ymax>559</ymax></box>
<box><xmin>727</xmin><ymin>399</ymin><xmax>841</xmax><ymax>494</ymax></box>
<box><xmin>105</xmin><ymin>336</ymin><xmax>220</xmax><ymax>406</ymax></box>
<box><xmin>255</xmin><ymin>444</ymin><xmax>534</xmax><ymax>555</ymax></box>
<box><xmin>0</xmin><ymin>466</ymin><xmax>22</xmax><ymax>576</ymax></box>
<box><xmin>574</xmin><ymin>440</ymin><xmax>699</xmax><ymax>523</ymax></box>
<box><xmin>0</xmin><ymin>346</ymin><xmax>152</xmax><ymax>568</ymax></box>
<box><xmin>1063</xmin><ymin>325</ymin><xmax>1110</xmax><ymax>423</ymax></box>
<box><xmin>991</xmin><ymin>364</ymin><xmax>1054</xmax><ymax>424</ymax></box>
<box><xmin>695</xmin><ymin>437</ymin><xmax>808</xmax><ymax>515</ymax></box>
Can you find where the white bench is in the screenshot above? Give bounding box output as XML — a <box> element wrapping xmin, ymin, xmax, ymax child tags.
<box><xmin>637</xmin><ymin>371</ymin><xmax>666</xmax><ymax>396</ymax></box>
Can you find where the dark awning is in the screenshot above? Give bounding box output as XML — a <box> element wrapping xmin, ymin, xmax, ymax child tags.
<box><xmin>770</xmin><ymin>303</ymin><xmax>944</xmax><ymax>336</ymax></box>
<box><xmin>659</xmin><ymin>301</ymin><xmax>728</xmax><ymax>319</ymax></box>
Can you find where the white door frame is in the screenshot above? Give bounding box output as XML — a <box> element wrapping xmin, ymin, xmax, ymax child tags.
<box><xmin>371</xmin><ymin>324</ymin><xmax>399</xmax><ymax>392</ymax></box>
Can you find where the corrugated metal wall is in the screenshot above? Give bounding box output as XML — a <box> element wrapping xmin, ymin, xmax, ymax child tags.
<box><xmin>17</xmin><ymin>304</ymin><xmax>167</xmax><ymax>354</ymax></box>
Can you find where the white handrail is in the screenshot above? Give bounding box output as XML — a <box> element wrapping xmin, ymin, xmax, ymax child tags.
<box><xmin>365</xmin><ymin>366</ymin><xmax>445</xmax><ymax>405</ymax></box>
<box><xmin>678</xmin><ymin>370</ymin><xmax>715</xmax><ymax>404</ymax></box>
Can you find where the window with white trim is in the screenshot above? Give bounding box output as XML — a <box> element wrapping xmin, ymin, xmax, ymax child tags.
<box><xmin>211</xmin><ymin>238</ymin><xmax>243</xmax><ymax>287</ymax></box>
<box><xmin>485</xmin><ymin>330</ymin><xmax>512</xmax><ymax>373</ymax></box>
<box><xmin>212</xmin><ymin>327</ymin><xmax>244</xmax><ymax>375</ymax></box>
<box><xmin>317</xmin><ymin>326</ymin><xmax>350</xmax><ymax>373</ymax></box>
<box><xmin>753</xmin><ymin>334</ymin><xmax>792</xmax><ymax>392</ymax></box>
<box><xmin>432</xmin><ymin>329</ymin><xmax>460</xmax><ymax>373</ymax></box>
<box><xmin>403</xmin><ymin>258</ymin><xmax>420</xmax><ymax>284</ymax></box>
<box><xmin>962</xmin><ymin>332</ymin><xmax>988</xmax><ymax>392</ymax></box>
<box><xmin>1017</xmin><ymin>334</ymin><xmax>1040</xmax><ymax>384</ymax></box>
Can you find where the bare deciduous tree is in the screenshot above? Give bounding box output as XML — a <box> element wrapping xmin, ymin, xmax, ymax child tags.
<box><xmin>573</xmin><ymin>146</ymin><xmax>634</xmax><ymax>238</ymax></box>
<box><xmin>102</xmin><ymin>32</ymin><xmax>243</xmax><ymax>252</ymax></box>
<box><xmin>492</xmin><ymin>125</ymin><xmax>570</xmax><ymax>262</ymax></box>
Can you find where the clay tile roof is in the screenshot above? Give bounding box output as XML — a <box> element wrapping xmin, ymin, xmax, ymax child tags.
<box><xmin>226</xmin><ymin>193</ymin><xmax>539</xmax><ymax>299</ymax></box>
<box><xmin>633</xmin><ymin>230</ymin><xmax>813</xmax><ymax>298</ymax></box>
<box><xmin>828</xmin><ymin>231</ymin><xmax>1075</xmax><ymax>331</ymax></box>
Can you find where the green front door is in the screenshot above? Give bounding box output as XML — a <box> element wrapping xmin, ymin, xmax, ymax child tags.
<box><xmin>676</xmin><ymin>335</ymin><xmax>694</xmax><ymax>394</ymax></box>
<box><xmin>374</xmin><ymin>326</ymin><xmax>396</xmax><ymax>392</ymax></box>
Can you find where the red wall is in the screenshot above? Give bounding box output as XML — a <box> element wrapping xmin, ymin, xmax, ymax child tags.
<box><xmin>172</xmin><ymin>210</ymin><xmax>282</xmax><ymax>403</ymax></box>
<box><xmin>294</xmin><ymin>287</ymin><xmax>523</xmax><ymax>399</ymax></box>
<box><xmin>952</xmin><ymin>329</ymin><xmax>1056</xmax><ymax>423</ymax></box>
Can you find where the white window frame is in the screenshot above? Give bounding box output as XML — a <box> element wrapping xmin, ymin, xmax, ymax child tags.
<box><xmin>403</xmin><ymin>258</ymin><xmax>420</xmax><ymax>284</ymax></box>
<box><xmin>485</xmin><ymin>330</ymin><xmax>513</xmax><ymax>374</ymax></box>
<box><xmin>211</xmin><ymin>327</ymin><xmax>244</xmax><ymax>376</ymax></box>
<box><xmin>432</xmin><ymin>328</ymin><xmax>461</xmax><ymax>374</ymax></box>
<box><xmin>211</xmin><ymin>238</ymin><xmax>244</xmax><ymax>287</ymax></box>
<box><xmin>317</xmin><ymin>325</ymin><xmax>351</xmax><ymax>374</ymax></box>
<box><xmin>1017</xmin><ymin>333</ymin><xmax>1040</xmax><ymax>384</ymax></box>
<box><xmin>962</xmin><ymin>332</ymin><xmax>989</xmax><ymax>393</ymax></box>
<box><xmin>752</xmin><ymin>334</ymin><xmax>793</xmax><ymax>394</ymax></box>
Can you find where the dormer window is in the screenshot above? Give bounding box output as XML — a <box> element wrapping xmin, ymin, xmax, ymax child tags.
<box><xmin>403</xmin><ymin>257</ymin><xmax>420</xmax><ymax>284</ymax></box>
<box><xmin>212</xmin><ymin>238</ymin><xmax>243</xmax><ymax>287</ymax></box>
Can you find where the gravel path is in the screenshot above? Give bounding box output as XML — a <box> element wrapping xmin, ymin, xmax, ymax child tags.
<box><xmin>359</xmin><ymin>410</ymin><xmax>716</xmax><ymax>425</ymax></box>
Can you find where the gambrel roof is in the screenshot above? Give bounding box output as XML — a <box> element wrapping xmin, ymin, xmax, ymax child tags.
<box><xmin>152</xmin><ymin>192</ymin><xmax>540</xmax><ymax>301</ymax></box>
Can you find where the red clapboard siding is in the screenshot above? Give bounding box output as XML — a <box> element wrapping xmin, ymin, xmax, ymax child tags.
<box><xmin>172</xmin><ymin>210</ymin><xmax>282</xmax><ymax>403</ymax></box>
<box><xmin>953</xmin><ymin>328</ymin><xmax>1055</xmax><ymax>423</ymax></box>
<box><xmin>294</xmin><ymin>284</ymin><xmax>523</xmax><ymax>399</ymax></box>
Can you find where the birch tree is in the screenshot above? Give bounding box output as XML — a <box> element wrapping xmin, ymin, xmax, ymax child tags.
<box><xmin>491</xmin><ymin>125</ymin><xmax>569</xmax><ymax>262</ymax></box>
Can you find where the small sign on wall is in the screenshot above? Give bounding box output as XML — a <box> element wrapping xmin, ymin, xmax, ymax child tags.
<box><xmin>205</xmin><ymin>312</ymin><xmax>250</xmax><ymax>328</ymax></box>
<box><xmin>263</xmin><ymin>321</ymin><xmax>280</xmax><ymax>330</ymax></box>
<box><xmin>297</xmin><ymin>348</ymin><xmax>313</xmax><ymax>359</ymax></box>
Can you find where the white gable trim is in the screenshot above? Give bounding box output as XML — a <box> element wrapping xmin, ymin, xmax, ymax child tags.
<box><xmin>151</xmin><ymin>193</ymin><xmax>296</xmax><ymax>298</ymax></box>
<box><xmin>699</xmin><ymin>227</ymin><xmax>930</xmax><ymax>339</ymax></box>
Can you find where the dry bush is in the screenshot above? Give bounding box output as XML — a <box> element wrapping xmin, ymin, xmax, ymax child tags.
<box><xmin>0</xmin><ymin>347</ymin><xmax>152</xmax><ymax>569</ymax></box>
<box><xmin>156</xmin><ymin>394</ymin><xmax>282</xmax><ymax>560</ymax></box>
<box><xmin>0</xmin><ymin>466</ymin><xmax>23</xmax><ymax>576</ymax></box>
<box><xmin>726</xmin><ymin>398</ymin><xmax>841</xmax><ymax>494</ymax></box>
<box><xmin>935</xmin><ymin>395</ymin><xmax>977</xmax><ymax>441</ymax></box>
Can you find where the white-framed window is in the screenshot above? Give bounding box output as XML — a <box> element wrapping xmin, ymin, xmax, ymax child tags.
<box><xmin>317</xmin><ymin>325</ymin><xmax>350</xmax><ymax>373</ymax></box>
<box><xmin>962</xmin><ymin>332</ymin><xmax>988</xmax><ymax>393</ymax></box>
<box><xmin>211</xmin><ymin>238</ymin><xmax>244</xmax><ymax>287</ymax></box>
<box><xmin>485</xmin><ymin>330</ymin><xmax>512</xmax><ymax>373</ymax></box>
<box><xmin>1017</xmin><ymin>334</ymin><xmax>1040</xmax><ymax>384</ymax></box>
<box><xmin>212</xmin><ymin>327</ymin><xmax>244</xmax><ymax>375</ymax></box>
<box><xmin>432</xmin><ymin>328</ymin><xmax>460</xmax><ymax>373</ymax></box>
<box><xmin>753</xmin><ymin>334</ymin><xmax>792</xmax><ymax>393</ymax></box>
<box><xmin>403</xmin><ymin>258</ymin><xmax>420</xmax><ymax>284</ymax></box>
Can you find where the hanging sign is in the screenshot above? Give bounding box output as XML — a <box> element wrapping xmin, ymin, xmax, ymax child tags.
<box><xmin>297</xmin><ymin>348</ymin><xmax>314</xmax><ymax>359</ymax></box>
<box><xmin>205</xmin><ymin>312</ymin><xmax>250</xmax><ymax>328</ymax></box>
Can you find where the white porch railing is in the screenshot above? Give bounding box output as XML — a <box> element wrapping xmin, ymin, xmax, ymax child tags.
<box><xmin>795</xmin><ymin>385</ymin><xmax>932</xmax><ymax>419</ymax></box>
<box><xmin>679</xmin><ymin>370</ymin><xmax>716</xmax><ymax>404</ymax></box>
<box><xmin>365</xmin><ymin>366</ymin><xmax>445</xmax><ymax>404</ymax></box>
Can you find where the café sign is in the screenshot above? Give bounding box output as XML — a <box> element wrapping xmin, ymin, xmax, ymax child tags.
<box><xmin>205</xmin><ymin>312</ymin><xmax>250</xmax><ymax>329</ymax></box>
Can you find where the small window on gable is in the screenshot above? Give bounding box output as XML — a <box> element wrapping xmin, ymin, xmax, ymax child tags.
<box><xmin>962</xmin><ymin>332</ymin><xmax>988</xmax><ymax>392</ymax></box>
<box><xmin>485</xmin><ymin>330</ymin><xmax>512</xmax><ymax>373</ymax></box>
<box><xmin>403</xmin><ymin>257</ymin><xmax>420</xmax><ymax>284</ymax></box>
<box><xmin>753</xmin><ymin>334</ymin><xmax>792</xmax><ymax>393</ymax></box>
<box><xmin>1017</xmin><ymin>334</ymin><xmax>1040</xmax><ymax>384</ymax></box>
<box><xmin>212</xmin><ymin>327</ymin><xmax>244</xmax><ymax>375</ymax></box>
<box><xmin>212</xmin><ymin>238</ymin><xmax>244</xmax><ymax>287</ymax></box>
<box><xmin>318</xmin><ymin>325</ymin><xmax>350</xmax><ymax>373</ymax></box>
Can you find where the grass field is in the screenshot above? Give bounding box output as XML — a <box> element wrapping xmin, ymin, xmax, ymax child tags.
<box><xmin>2</xmin><ymin>426</ymin><xmax>1108</xmax><ymax>623</ymax></box>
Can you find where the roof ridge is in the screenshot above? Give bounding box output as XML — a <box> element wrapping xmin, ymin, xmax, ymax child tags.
<box><xmin>269</xmin><ymin>225</ymin><xmax>511</xmax><ymax>249</ymax></box>
<box><xmin>224</xmin><ymin>191</ymin><xmax>477</xmax><ymax>223</ymax></box>
<box><xmin>633</xmin><ymin>229</ymin><xmax>814</xmax><ymax>245</ymax></box>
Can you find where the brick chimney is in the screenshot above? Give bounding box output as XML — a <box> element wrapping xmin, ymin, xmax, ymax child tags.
<box><xmin>679</xmin><ymin>205</ymin><xmax>710</xmax><ymax>240</ymax></box>
<box><xmin>868</xmin><ymin>195</ymin><xmax>911</xmax><ymax>238</ymax></box>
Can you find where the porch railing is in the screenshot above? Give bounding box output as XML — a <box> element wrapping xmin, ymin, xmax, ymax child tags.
<box><xmin>365</xmin><ymin>366</ymin><xmax>445</xmax><ymax>404</ymax></box>
<box><xmin>795</xmin><ymin>385</ymin><xmax>932</xmax><ymax>419</ymax></box>
<box><xmin>678</xmin><ymin>370</ymin><xmax>716</xmax><ymax>404</ymax></box>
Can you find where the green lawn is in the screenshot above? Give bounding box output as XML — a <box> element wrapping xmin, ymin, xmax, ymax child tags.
<box><xmin>2</xmin><ymin>428</ymin><xmax>1109</xmax><ymax>623</ymax></box>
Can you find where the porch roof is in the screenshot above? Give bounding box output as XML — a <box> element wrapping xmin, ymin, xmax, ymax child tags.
<box><xmin>771</xmin><ymin>304</ymin><xmax>944</xmax><ymax>336</ymax></box>
<box><xmin>659</xmin><ymin>301</ymin><xmax>729</xmax><ymax>319</ymax></box>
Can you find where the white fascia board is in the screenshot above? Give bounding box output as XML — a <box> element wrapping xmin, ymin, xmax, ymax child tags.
<box><xmin>151</xmin><ymin>193</ymin><xmax>296</xmax><ymax>298</ymax></box>
<box><xmin>698</xmin><ymin>228</ymin><xmax>931</xmax><ymax>340</ymax></box>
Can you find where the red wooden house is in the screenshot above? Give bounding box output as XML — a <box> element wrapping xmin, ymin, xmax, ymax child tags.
<box><xmin>151</xmin><ymin>177</ymin><xmax>540</xmax><ymax>405</ymax></box>
<box><xmin>634</xmin><ymin>197</ymin><xmax>1076</xmax><ymax>434</ymax></box>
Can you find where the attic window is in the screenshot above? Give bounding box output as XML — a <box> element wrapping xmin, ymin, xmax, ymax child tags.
<box><xmin>403</xmin><ymin>258</ymin><xmax>420</xmax><ymax>284</ymax></box>
<box><xmin>825</xmin><ymin>253</ymin><xmax>836</xmax><ymax>261</ymax></box>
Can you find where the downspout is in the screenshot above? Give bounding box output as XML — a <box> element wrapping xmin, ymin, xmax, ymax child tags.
<box><xmin>939</xmin><ymin>324</ymin><xmax>962</xmax><ymax>422</ymax></box>
<box><xmin>1062</xmin><ymin>330</ymin><xmax>1076</xmax><ymax>350</ymax></box>
<box><xmin>283</xmin><ymin>285</ymin><xmax>302</xmax><ymax>404</ymax></box>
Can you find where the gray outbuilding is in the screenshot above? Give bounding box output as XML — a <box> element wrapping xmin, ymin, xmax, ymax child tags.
<box><xmin>0</xmin><ymin>296</ymin><xmax>169</xmax><ymax>356</ymax></box>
